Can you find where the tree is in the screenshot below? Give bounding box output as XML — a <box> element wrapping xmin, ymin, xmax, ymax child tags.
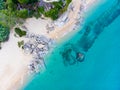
<box><xmin>0</xmin><ymin>25</ymin><xmax>10</xmax><ymax>42</ymax></box>
<box><xmin>44</xmin><ymin>8</ymin><xmax>59</xmax><ymax>20</ymax></box>
<box><xmin>28</xmin><ymin>0</ymin><xmax>38</xmax><ymax>4</ymax></box>
<box><xmin>18</xmin><ymin>0</ymin><xmax>29</xmax><ymax>4</ymax></box>
<box><xmin>16</xmin><ymin>9</ymin><xmax>28</xmax><ymax>18</ymax></box>
<box><xmin>0</xmin><ymin>0</ymin><xmax>5</xmax><ymax>10</ymax></box>
<box><xmin>52</xmin><ymin>0</ymin><xmax>63</xmax><ymax>10</ymax></box>
<box><xmin>18</xmin><ymin>0</ymin><xmax>38</xmax><ymax>4</ymax></box>
<box><xmin>38</xmin><ymin>7</ymin><xmax>44</xmax><ymax>14</ymax></box>
<box><xmin>6</xmin><ymin>0</ymin><xmax>16</xmax><ymax>11</ymax></box>
<box><xmin>18</xmin><ymin>40</ymin><xmax>24</xmax><ymax>48</ymax></box>
<box><xmin>0</xmin><ymin>9</ymin><xmax>18</xmax><ymax>27</ymax></box>
<box><xmin>15</xmin><ymin>27</ymin><xmax>26</xmax><ymax>37</ymax></box>
<box><xmin>60</xmin><ymin>0</ymin><xmax>72</xmax><ymax>14</ymax></box>
<box><xmin>12</xmin><ymin>0</ymin><xmax>19</xmax><ymax>4</ymax></box>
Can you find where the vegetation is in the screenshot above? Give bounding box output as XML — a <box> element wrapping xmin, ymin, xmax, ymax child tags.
<box><xmin>0</xmin><ymin>43</ymin><xmax>1</xmax><ymax>49</ymax></box>
<box><xmin>0</xmin><ymin>25</ymin><xmax>10</xmax><ymax>42</ymax></box>
<box><xmin>38</xmin><ymin>7</ymin><xmax>45</xmax><ymax>14</ymax></box>
<box><xmin>0</xmin><ymin>0</ymin><xmax>5</xmax><ymax>10</ymax></box>
<box><xmin>60</xmin><ymin>0</ymin><xmax>72</xmax><ymax>13</ymax></box>
<box><xmin>18</xmin><ymin>0</ymin><xmax>29</xmax><ymax>4</ymax></box>
<box><xmin>12</xmin><ymin>0</ymin><xmax>38</xmax><ymax>4</ymax></box>
<box><xmin>52</xmin><ymin>0</ymin><xmax>63</xmax><ymax>10</ymax></box>
<box><xmin>15</xmin><ymin>27</ymin><xmax>26</xmax><ymax>37</ymax></box>
<box><xmin>44</xmin><ymin>0</ymin><xmax>72</xmax><ymax>20</ymax></box>
<box><xmin>0</xmin><ymin>0</ymin><xmax>72</xmax><ymax>24</ymax></box>
<box><xmin>44</xmin><ymin>0</ymin><xmax>63</xmax><ymax>20</ymax></box>
<box><xmin>45</xmin><ymin>8</ymin><xmax>59</xmax><ymax>20</ymax></box>
<box><xmin>18</xmin><ymin>40</ymin><xmax>24</xmax><ymax>48</ymax></box>
<box><xmin>0</xmin><ymin>0</ymin><xmax>72</xmax><ymax>44</ymax></box>
<box><xmin>16</xmin><ymin>9</ymin><xmax>28</xmax><ymax>19</ymax></box>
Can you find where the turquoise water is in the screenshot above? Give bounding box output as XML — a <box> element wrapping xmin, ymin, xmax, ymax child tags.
<box><xmin>24</xmin><ymin>0</ymin><xmax>120</xmax><ymax>90</ymax></box>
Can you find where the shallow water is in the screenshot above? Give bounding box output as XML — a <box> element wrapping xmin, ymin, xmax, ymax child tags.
<box><xmin>24</xmin><ymin>0</ymin><xmax>120</xmax><ymax>90</ymax></box>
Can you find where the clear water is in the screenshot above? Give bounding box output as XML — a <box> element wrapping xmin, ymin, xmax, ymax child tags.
<box><xmin>24</xmin><ymin>0</ymin><xmax>120</xmax><ymax>90</ymax></box>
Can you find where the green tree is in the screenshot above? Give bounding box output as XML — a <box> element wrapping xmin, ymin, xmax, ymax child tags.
<box><xmin>0</xmin><ymin>9</ymin><xmax>17</xmax><ymax>27</ymax></box>
<box><xmin>16</xmin><ymin>9</ymin><xmax>28</xmax><ymax>18</ymax></box>
<box><xmin>18</xmin><ymin>0</ymin><xmax>38</xmax><ymax>4</ymax></box>
<box><xmin>12</xmin><ymin>0</ymin><xmax>19</xmax><ymax>4</ymax></box>
<box><xmin>0</xmin><ymin>25</ymin><xmax>10</xmax><ymax>42</ymax></box>
<box><xmin>0</xmin><ymin>0</ymin><xmax>5</xmax><ymax>10</ymax></box>
<box><xmin>18</xmin><ymin>0</ymin><xmax>29</xmax><ymax>4</ymax></box>
<box><xmin>28</xmin><ymin>0</ymin><xmax>38</xmax><ymax>4</ymax></box>
<box><xmin>38</xmin><ymin>7</ymin><xmax>44</xmax><ymax>14</ymax></box>
<box><xmin>66</xmin><ymin>0</ymin><xmax>72</xmax><ymax>4</ymax></box>
<box><xmin>18</xmin><ymin>40</ymin><xmax>24</xmax><ymax>48</ymax></box>
<box><xmin>6</xmin><ymin>0</ymin><xmax>16</xmax><ymax>11</ymax></box>
<box><xmin>60</xmin><ymin>0</ymin><xmax>72</xmax><ymax>14</ymax></box>
<box><xmin>15</xmin><ymin>27</ymin><xmax>26</xmax><ymax>37</ymax></box>
<box><xmin>53</xmin><ymin>0</ymin><xmax>63</xmax><ymax>10</ymax></box>
<box><xmin>45</xmin><ymin>8</ymin><xmax>59</xmax><ymax>20</ymax></box>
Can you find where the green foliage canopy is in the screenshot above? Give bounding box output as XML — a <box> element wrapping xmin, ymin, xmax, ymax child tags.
<box><xmin>52</xmin><ymin>0</ymin><xmax>63</xmax><ymax>10</ymax></box>
<box><xmin>38</xmin><ymin>7</ymin><xmax>45</xmax><ymax>14</ymax></box>
<box><xmin>17</xmin><ymin>0</ymin><xmax>38</xmax><ymax>4</ymax></box>
<box><xmin>15</xmin><ymin>27</ymin><xmax>26</xmax><ymax>37</ymax></box>
<box><xmin>0</xmin><ymin>25</ymin><xmax>10</xmax><ymax>42</ymax></box>
<box><xmin>60</xmin><ymin>0</ymin><xmax>72</xmax><ymax>13</ymax></box>
<box><xmin>18</xmin><ymin>40</ymin><xmax>24</xmax><ymax>48</ymax></box>
<box><xmin>18</xmin><ymin>0</ymin><xmax>29</xmax><ymax>4</ymax></box>
<box><xmin>45</xmin><ymin>8</ymin><xmax>59</xmax><ymax>20</ymax></box>
<box><xmin>16</xmin><ymin>9</ymin><xmax>28</xmax><ymax>18</ymax></box>
<box><xmin>0</xmin><ymin>0</ymin><xmax>5</xmax><ymax>10</ymax></box>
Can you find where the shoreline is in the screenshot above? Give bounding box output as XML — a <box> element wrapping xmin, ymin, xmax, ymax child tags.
<box><xmin>0</xmin><ymin>0</ymin><xmax>101</xmax><ymax>90</ymax></box>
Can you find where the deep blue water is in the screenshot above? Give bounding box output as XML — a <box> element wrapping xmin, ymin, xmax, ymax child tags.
<box><xmin>24</xmin><ymin>0</ymin><xmax>120</xmax><ymax>90</ymax></box>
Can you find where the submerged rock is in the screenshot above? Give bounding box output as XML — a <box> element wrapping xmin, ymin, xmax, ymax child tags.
<box><xmin>76</xmin><ymin>52</ymin><xmax>85</xmax><ymax>62</ymax></box>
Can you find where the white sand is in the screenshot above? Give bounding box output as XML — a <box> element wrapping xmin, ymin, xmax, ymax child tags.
<box><xmin>0</xmin><ymin>0</ymin><xmax>101</xmax><ymax>90</ymax></box>
<box><xmin>0</xmin><ymin>32</ymin><xmax>32</xmax><ymax>90</ymax></box>
<box><xmin>24</xmin><ymin>18</ymin><xmax>52</xmax><ymax>35</ymax></box>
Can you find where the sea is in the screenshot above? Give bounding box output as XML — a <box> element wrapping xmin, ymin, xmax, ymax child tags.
<box><xmin>23</xmin><ymin>0</ymin><xmax>120</xmax><ymax>90</ymax></box>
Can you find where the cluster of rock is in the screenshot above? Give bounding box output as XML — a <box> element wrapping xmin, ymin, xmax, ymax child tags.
<box><xmin>23</xmin><ymin>32</ymin><xmax>55</xmax><ymax>73</ymax></box>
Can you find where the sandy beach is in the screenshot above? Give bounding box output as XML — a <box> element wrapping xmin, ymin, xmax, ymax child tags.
<box><xmin>0</xmin><ymin>0</ymin><xmax>100</xmax><ymax>90</ymax></box>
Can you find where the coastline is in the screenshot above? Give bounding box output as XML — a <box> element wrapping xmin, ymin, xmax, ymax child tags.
<box><xmin>0</xmin><ymin>0</ymin><xmax>101</xmax><ymax>90</ymax></box>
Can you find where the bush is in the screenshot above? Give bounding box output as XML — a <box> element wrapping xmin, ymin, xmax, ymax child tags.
<box><xmin>18</xmin><ymin>0</ymin><xmax>38</xmax><ymax>4</ymax></box>
<box><xmin>66</xmin><ymin>0</ymin><xmax>72</xmax><ymax>5</ymax></box>
<box><xmin>60</xmin><ymin>0</ymin><xmax>72</xmax><ymax>14</ymax></box>
<box><xmin>0</xmin><ymin>25</ymin><xmax>10</xmax><ymax>42</ymax></box>
<box><xmin>18</xmin><ymin>0</ymin><xmax>29</xmax><ymax>4</ymax></box>
<box><xmin>38</xmin><ymin>7</ymin><xmax>44</xmax><ymax>14</ymax></box>
<box><xmin>16</xmin><ymin>9</ymin><xmax>28</xmax><ymax>19</ymax></box>
<box><xmin>44</xmin><ymin>8</ymin><xmax>59</xmax><ymax>20</ymax></box>
<box><xmin>44</xmin><ymin>0</ymin><xmax>72</xmax><ymax>20</ymax></box>
<box><xmin>6</xmin><ymin>0</ymin><xmax>16</xmax><ymax>11</ymax></box>
<box><xmin>28</xmin><ymin>0</ymin><xmax>38</xmax><ymax>4</ymax></box>
<box><xmin>0</xmin><ymin>0</ymin><xmax>5</xmax><ymax>10</ymax></box>
<box><xmin>52</xmin><ymin>1</ymin><xmax>63</xmax><ymax>10</ymax></box>
<box><xmin>15</xmin><ymin>27</ymin><xmax>26</xmax><ymax>37</ymax></box>
<box><xmin>18</xmin><ymin>40</ymin><xmax>24</xmax><ymax>47</ymax></box>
